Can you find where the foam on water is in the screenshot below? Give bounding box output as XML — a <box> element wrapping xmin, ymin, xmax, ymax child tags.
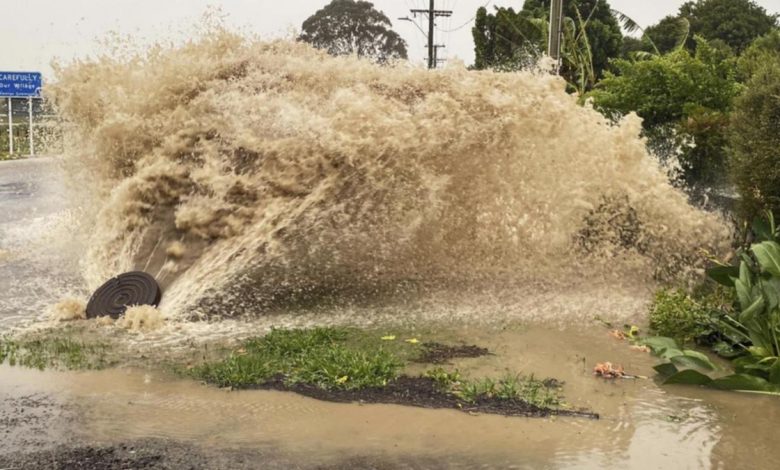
<box><xmin>46</xmin><ymin>28</ymin><xmax>730</xmax><ymax>325</ymax></box>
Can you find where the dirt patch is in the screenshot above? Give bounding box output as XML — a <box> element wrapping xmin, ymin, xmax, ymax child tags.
<box><xmin>0</xmin><ymin>392</ymin><xmax>75</xmax><ymax>454</ymax></box>
<box><xmin>253</xmin><ymin>376</ymin><xmax>599</xmax><ymax>420</ymax></box>
<box><xmin>414</xmin><ymin>342</ymin><xmax>491</xmax><ymax>364</ymax></box>
<box><xmin>0</xmin><ymin>439</ymin><xmax>468</xmax><ymax>469</ymax></box>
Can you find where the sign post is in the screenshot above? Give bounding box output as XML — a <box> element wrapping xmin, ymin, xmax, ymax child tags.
<box><xmin>28</xmin><ymin>97</ymin><xmax>34</xmax><ymax>156</ymax></box>
<box><xmin>0</xmin><ymin>72</ymin><xmax>42</xmax><ymax>156</ymax></box>
<box><xmin>6</xmin><ymin>97</ymin><xmax>11</xmax><ymax>155</ymax></box>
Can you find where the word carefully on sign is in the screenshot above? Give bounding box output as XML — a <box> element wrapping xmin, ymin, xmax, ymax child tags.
<box><xmin>0</xmin><ymin>72</ymin><xmax>42</xmax><ymax>97</ymax></box>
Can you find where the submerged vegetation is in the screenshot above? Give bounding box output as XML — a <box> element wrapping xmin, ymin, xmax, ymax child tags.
<box><xmin>425</xmin><ymin>368</ymin><xmax>562</xmax><ymax>409</ymax></box>
<box><xmin>190</xmin><ymin>328</ymin><xmax>403</xmax><ymax>390</ymax></box>
<box><xmin>189</xmin><ymin>327</ymin><xmax>580</xmax><ymax>417</ymax></box>
<box><xmin>0</xmin><ymin>333</ymin><xmax>112</xmax><ymax>370</ymax></box>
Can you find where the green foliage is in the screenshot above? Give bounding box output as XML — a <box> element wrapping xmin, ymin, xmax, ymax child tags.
<box><xmin>191</xmin><ymin>327</ymin><xmax>402</xmax><ymax>390</ymax></box>
<box><xmin>737</xmin><ymin>29</ymin><xmax>780</xmax><ymax>81</ymax></box>
<box><xmin>471</xmin><ymin>6</ymin><xmax>544</xmax><ymax>71</ymax></box>
<box><xmin>728</xmin><ymin>35</ymin><xmax>780</xmax><ymax>218</ymax></box>
<box><xmin>424</xmin><ymin>368</ymin><xmax>562</xmax><ymax>408</ymax></box>
<box><xmin>648</xmin><ymin>289</ymin><xmax>720</xmax><ymax>345</ymax></box>
<box><xmin>679</xmin><ymin>0</ymin><xmax>778</xmax><ymax>54</ymax></box>
<box><xmin>647</xmin><ymin>214</ymin><xmax>780</xmax><ymax>394</ymax></box>
<box><xmin>299</xmin><ymin>0</ymin><xmax>407</xmax><ymax>63</ymax></box>
<box><xmin>0</xmin><ymin>335</ymin><xmax>111</xmax><ymax>370</ymax></box>
<box><xmin>472</xmin><ymin>0</ymin><xmax>623</xmax><ymax>91</ymax></box>
<box><xmin>644</xmin><ymin>16</ymin><xmax>693</xmax><ymax>54</ymax></box>
<box><xmin>642</xmin><ymin>1</ymin><xmax>777</xmax><ymax>55</ymax></box>
<box><xmin>588</xmin><ymin>37</ymin><xmax>740</xmax><ymax>186</ymax></box>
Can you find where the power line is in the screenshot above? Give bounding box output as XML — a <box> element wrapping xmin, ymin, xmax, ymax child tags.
<box><xmin>436</xmin><ymin>0</ymin><xmax>491</xmax><ymax>33</ymax></box>
<box><xmin>401</xmin><ymin>0</ymin><xmax>453</xmax><ymax>68</ymax></box>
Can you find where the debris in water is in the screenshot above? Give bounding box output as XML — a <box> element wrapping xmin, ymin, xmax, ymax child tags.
<box><xmin>119</xmin><ymin>305</ymin><xmax>165</xmax><ymax>332</ymax></box>
<box><xmin>593</xmin><ymin>362</ymin><xmax>645</xmax><ymax>379</ymax></box>
<box><xmin>85</xmin><ymin>271</ymin><xmax>162</xmax><ymax>319</ymax></box>
<box><xmin>49</xmin><ymin>298</ymin><xmax>87</xmax><ymax>322</ymax></box>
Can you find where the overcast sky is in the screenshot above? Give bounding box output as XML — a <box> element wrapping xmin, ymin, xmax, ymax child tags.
<box><xmin>2</xmin><ymin>0</ymin><xmax>779</xmax><ymax>77</ymax></box>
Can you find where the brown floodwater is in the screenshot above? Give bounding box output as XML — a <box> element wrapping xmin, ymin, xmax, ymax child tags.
<box><xmin>2</xmin><ymin>324</ymin><xmax>778</xmax><ymax>469</ymax></box>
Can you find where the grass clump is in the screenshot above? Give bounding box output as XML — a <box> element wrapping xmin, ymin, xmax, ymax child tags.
<box><xmin>190</xmin><ymin>327</ymin><xmax>403</xmax><ymax>390</ymax></box>
<box><xmin>425</xmin><ymin>368</ymin><xmax>563</xmax><ymax>409</ymax></box>
<box><xmin>0</xmin><ymin>335</ymin><xmax>112</xmax><ymax>370</ymax></box>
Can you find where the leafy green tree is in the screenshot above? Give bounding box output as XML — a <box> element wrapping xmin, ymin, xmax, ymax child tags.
<box><xmin>472</xmin><ymin>6</ymin><xmax>543</xmax><ymax>71</ymax></box>
<box><xmin>645</xmin><ymin>0</ymin><xmax>777</xmax><ymax>54</ymax></box>
<box><xmin>299</xmin><ymin>0</ymin><xmax>407</xmax><ymax>63</ymax></box>
<box><xmin>588</xmin><ymin>37</ymin><xmax>741</xmax><ymax>186</ymax></box>
<box><xmin>729</xmin><ymin>33</ymin><xmax>780</xmax><ymax>218</ymax></box>
<box><xmin>472</xmin><ymin>0</ymin><xmax>622</xmax><ymax>91</ymax></box>
<box><xmin>644</xmin><ymin>15</ymin><xmax>692</xmax><ymax>54</ymax></box>
<box><xmin>737</xmin><ymin>29</ymin><xmax>780</xmax><ymax>80</ymax></box>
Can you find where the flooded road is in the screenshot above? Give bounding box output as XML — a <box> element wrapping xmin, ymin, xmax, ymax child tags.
<box><xmin>0</xmin><ymin>157</ymin><xmax>85</xmax><ymax>328</ymax></box>
<box><xmin>1</xmin><ymin>157</ymin><xmax>779</xmax><ymax>469</ymax></box>
<box><xmin>2</xmin><ymin>324</ymin><xmax>779</xmax><ymax>469</ymax></box>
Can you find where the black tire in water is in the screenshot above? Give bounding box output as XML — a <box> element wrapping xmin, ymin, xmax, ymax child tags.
<box><xmin>85</xmin><ymin>271</ymin><xmax>162</xmax><ymax>319</ymax></box>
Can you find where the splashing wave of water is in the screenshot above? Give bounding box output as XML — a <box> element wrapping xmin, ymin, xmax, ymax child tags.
<box><xmin>47</xmin><ymin>31</ymin><xmax>730</xmax><ymax>323</ymax></box>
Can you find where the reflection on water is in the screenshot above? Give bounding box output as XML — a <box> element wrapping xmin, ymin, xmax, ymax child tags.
<box><xmin>3</xmin><ymin>325</ymin><xmax>777</xmax><ymax>469</ymax></box>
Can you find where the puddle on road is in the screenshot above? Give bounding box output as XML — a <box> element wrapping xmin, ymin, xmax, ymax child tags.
<box><xmin>2</xmin><ymin>325</ymin><xmax>778</xmax><ymax>469</ymax></box>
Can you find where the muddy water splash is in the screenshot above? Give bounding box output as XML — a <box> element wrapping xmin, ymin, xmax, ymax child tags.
<box><xmin>48</xmin><ymin>31</ymin><xmax>729</xmax><ymax>321</ymax></box>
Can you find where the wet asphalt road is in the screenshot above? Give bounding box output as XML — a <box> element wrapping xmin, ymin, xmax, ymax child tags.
<box><xmin>0</xmin><ymin>157</ymin><xmax>85</xmax><ymax>328</ymax></box>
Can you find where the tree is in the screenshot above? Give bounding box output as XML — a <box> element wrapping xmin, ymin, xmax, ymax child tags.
<box><xmin>472</xmin><ymin>6</ymin><xmax>543</xmax><ymax>71</ymax></box>
<box><xmin>729</xmin><ymin>32</ymin><xmax>780</xmax><ymax>218</ymax></box>
<box><xmin>299</xmin><ymin>0</ymin><xmax>407</xmax><ymax>63</ymax></box>
<box><xmin>588</xmin><ymin>37</ymin><xmax>741</xmax><ymax>186</ymax></box>
<box><xmin>471</xmin><ymin>0</ymin><xmax>623</xmax><ymax>91</ymax></box>
<box><xmin>737</xmin><ymin>29</ymin><xmax>780</xmax><ymax>80</ymax></box>
<box><xmin>644</xmin><ymin>16</ymin><xmax>692</xmax><ymax>54</ymax></box>
<box><xmin>645</xmin><ymin>0</ymin><xmax>778</xmax><ymax>55</ymax></box>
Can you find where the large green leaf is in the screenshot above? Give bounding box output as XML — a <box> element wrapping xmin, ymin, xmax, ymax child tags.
<box><xmin>735</xmin><ymin>262</ymin><xmax>754</xmax><ymax>310</ymax></box>
<box><xmin>670</xmin><ymin>353</ymin><xmax>716</xmax><ymax>371</ymax></box>
<box><xmin>769</xmin><ymin>358</ymin><xmax>780</xmax><ymax>385</ymax></box>
<box><xmin>752</xmin><ymin>241</ymin><xmax>780</xmax><ymax>277</ymax></box>
<box><xmin>641</xmin><ymin>337</ymin><xmax>679</xmax><ymax>353</ymax></box>
<box><xmin>682</xmin><ymin>350</ymin><xmax>717</xmax><ymax>368</ymax></box>
<box><xmin>706</xmin><ymin>265</ymin><xmax>739</xmax><ymax>287</ymax></box>
<box><xmin>663</xmin><ymin>369</ymin><xmax>713</xmax><ymax>386</ymax></box>
<box><xmin>761</xmin><ymin>277</ymin><xmax>780</xmax><ymax>312</ymax></box>
<box><xmin>739</xmin><ymin>296</ymin><xmax>765</xmax><ymax>324</ymax></box>
<box><xmin>654</xmin><ymin>362</ymin><xmax>678</xmax><ymax>377</ymax></box>
<box><xmin>710</xmin><ymin>373</ymin><xmax>776</xmax><ymax>392</ymax></box>
<box><xmin>712</xmin><ymin>341</ymin><xmax>742</xmax><ymax>359</ymax></box>
<box><xmin>752</xmin><ymin>211</ymin><xmax>777</xmax><ymax>242</ymax></box>
<box><xmin>753</xmin><ymin>216</ymin><xmax>774</xmax><ymax>242</ymax></box>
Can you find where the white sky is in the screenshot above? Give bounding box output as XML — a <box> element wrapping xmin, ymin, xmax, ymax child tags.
<box><xmin>2</xmin><ymin>0</ymin><xmax>779</xmax><ymax>78</ymax></box>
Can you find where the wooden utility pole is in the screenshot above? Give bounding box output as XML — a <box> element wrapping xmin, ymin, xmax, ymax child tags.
<box><xmin>410</xmin><ymin>1</ymin><xmax>452</xmax><ymax>69</ymax></box>
<box><xmin>548</xmin><ymin>0</ymin><xmax>565</xmax><ymax>73</ymax></box>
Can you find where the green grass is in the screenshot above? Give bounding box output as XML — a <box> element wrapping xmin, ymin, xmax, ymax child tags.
<box><xmin>0</xmin><ymin>335</ymin><xmax>112</xmax><ymax>370</ymax></box>
<box><xmin>425</xmin><ymin>368</ymin><xmax>563</xmax><ymax>408</ymax></box>
<box><xmin>191</xmin><ymin>327</ymin><xmax>566</xmax><ymax>411</ymax></box>
<box><xmin>190</xmin><ymin>327</ymin><xmax>404</xmax><ymax>390</ymax></box>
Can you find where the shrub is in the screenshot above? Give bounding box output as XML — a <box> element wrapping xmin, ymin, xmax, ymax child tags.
<box><xmin>648</xmin><ymin>288</ymin><xmax>721</xmax><ymax>344</ymax></box>
<box><xmin>728</xmin><ymin>42</ymin><xmax>780</xmax><ymax>219</ymax></box>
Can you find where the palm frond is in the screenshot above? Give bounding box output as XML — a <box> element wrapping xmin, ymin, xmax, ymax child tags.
<box><xmin>611</xmin><ymin>8</ymin><xmax>660</xmax><ymax>56</ymax></box>
<box><xmin>629</xmin><ymin>50</ymin><xmax>655</xmax><ymax>61</ymax></box>
<box><xmin>673</xmin><ymin>18</ymin><xmax>691</xmax><ymax>51</ymax></box>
